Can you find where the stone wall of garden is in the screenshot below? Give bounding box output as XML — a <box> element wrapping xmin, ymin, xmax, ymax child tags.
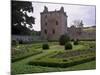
<box><xmin>67</xmin><ymin>27</ymin><xmax>96</xmax><ymax>40</ymax></box>
<box><xmin>12</xmin><ymin>35</ymin><xmax>42</xmax><ymax>42</ymax></box>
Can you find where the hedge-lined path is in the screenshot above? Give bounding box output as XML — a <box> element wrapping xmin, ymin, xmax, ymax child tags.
<box><xmin>12</xmin><ymin>49</ymin><xmax>95</xmax><ymax>74</ymax></box>
<box><xmin>12</xmin><ymin>48</ymin><xmax>63</xmax><ymax>74</ymax></box>
<box><xmin>12</xmin><ymin>41</ymin><xmax>96</xmax><ymax>74</ymax></box>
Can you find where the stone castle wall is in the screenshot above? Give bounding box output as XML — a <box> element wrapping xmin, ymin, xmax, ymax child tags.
<box><xmin>41</xmin><ymin>6</ymin><xmax>96</xmax><ymax>41</ymax></box>
<box><xmin>67</xmin><ymin>26</ymin><xmax>96</xmax><ymax>40</ymax></box>
<box><xmin>12</xmin><ymin>35</ymin><xmax>41</xmax><ymax>42</ymax></box>
<box><xmin>12</xmin><ymin>7</ymin><xmax>95</xmax><ymax>42</ymax></box>
<box><xmin>41</xmin><ymin>6</ymin><xmax>67</xmax><ymax>41</ymax></box>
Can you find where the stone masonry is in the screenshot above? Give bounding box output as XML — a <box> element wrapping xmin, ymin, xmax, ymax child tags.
<box><xmin>41</xmin><ymin>6</ymin><xmax>68</xmax><ymax>41</ymax></box>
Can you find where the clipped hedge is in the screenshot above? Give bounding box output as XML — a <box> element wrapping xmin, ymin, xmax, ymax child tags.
<box><xmin>73</xmin><ymin>39</ymin><xmax>79</xmax><ymax>45</ymax></box>
<box><xmin>12</xmin><ymin>51</ymin><xmax>42</xmax><ymax>63</ymax></box>
<box><xmin>42</xmin><ymin>43</ymin><xmax>49</xmax><ymax>50</ymax></box>
<box><xmin>12</xmin><ymin>40</ymin><xmax>18</xmax><ymax>46</ymax></box>
<box><xmin>65</xmin><ymin>42</ymin><xmax>72</xmax><ymax>50</ymax></box>
<box><xmin>28</xmin><ymin>55</ymin><xmax>95</xmax><ymax>68</ymax></box>
<box><xmin>59</xmin><ymin>34</ymin><xmax>70</xmax><ymax>45</ymax></box>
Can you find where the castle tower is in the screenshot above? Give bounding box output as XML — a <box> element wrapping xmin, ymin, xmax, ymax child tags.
<box><xmin>40</xmin><ymin>6</ymin><xmax>68</xmax><ymax>41</ymax></box>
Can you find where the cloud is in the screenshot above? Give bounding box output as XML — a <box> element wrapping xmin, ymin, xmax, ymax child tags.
<box><xmin>32</xmin><ymin>2</ymin><xmax>96</xmax><ymax>31</ymax></box>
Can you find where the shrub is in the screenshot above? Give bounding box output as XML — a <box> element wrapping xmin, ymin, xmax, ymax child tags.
<box><xmin>71</xmin><ymin>39</ymin><xmax>74</xmax><ymax>41</ymax></box>
<box><xmin>19</xmin><ymin>40</ymin><xmax>23</xmax><ymax>44</ymax></box>
<box><xmin>59</xmin><ymin>34</ymin><xmax>70</xmax><ymax>45</ymax></box>
<box><xmin>65</xmin><ymin>42</ymin><xmax>72</xmax><ymax>50</ymax></box>
<box><xmin>89</xmin><ymin>44</ymin><xmax>96</xmax><ymax>48</ymax></box>
<box><xmin>28</xmin><ymin>56</ymin><xmax>95</xmax><ymax>68</ymax></box>
<box><xmin>12</xmin><ymin>40</ymin><xmax>18</xmax><ymax>46</ymax></box>
<box><xmin>42</xmin><ymin>43</ymin><xmax>49</xmax><ymax>50</ymax></box>
<box><xmin>74</xmin><ymin>39</ymin><xmax>79</xmax><ymax>45</ymax></box>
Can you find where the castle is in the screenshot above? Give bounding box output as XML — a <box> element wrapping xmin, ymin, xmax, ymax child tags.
<box><xmin>12</xmin><ymin>6</ymin><xmax>96</xmax><ymax>43</ymax></box>
<box><xmin>41</xmin><ymin>6</ymin><xmax>96</xmax><ymax>41</ymax></box>
<box><xmin>41</xmin><ymin>6</ymin><xmax>68</xmax><ymax>41</ymax></box>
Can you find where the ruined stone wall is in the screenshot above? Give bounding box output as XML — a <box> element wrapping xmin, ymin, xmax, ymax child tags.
<box><xmin>68</xmin><ymin>27</ymin><xmax>96</xmax><ymax>40</ymax></box>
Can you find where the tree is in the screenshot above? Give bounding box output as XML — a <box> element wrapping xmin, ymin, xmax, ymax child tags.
<box><xmin>71</xmin><ymin>20</ymin><xmax>83</xmax><ymax>28</ymax></box>
<box><xmin>59</xmin><ymin>34</ymin><xmax>70</xmax><ymax>45</ymax></box>
<box><xmin>11</xmin><ymin>1</ymin><xmax>35</xmax><ymax>35</ymax></box>
<box><xmin>73</xmin><ymin>39</ymin><xmax>79</xmax><ymax>45</ymax></box>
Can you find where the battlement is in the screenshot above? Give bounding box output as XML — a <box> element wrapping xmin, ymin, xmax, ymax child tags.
<box><xmin>41</xmin><ymin>6</ymin><xmax>67</xmax><ymax>17</ymax></box>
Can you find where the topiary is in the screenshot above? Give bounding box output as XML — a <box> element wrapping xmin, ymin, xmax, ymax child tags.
<box><xmin>73</xmin><ymin>39</ymin><xmax>79</xmax><ymax>45</ymax></box>
<box><xmin>42</xmin><ymin>43</ymin><xmax>49</xmax><ymax>50</ymax></box>
<box><xmin>19</xmin><ymin>40</ymin><xmax>23</xmax><ymax>44</ymax></box>
<box><xmin>59</xmin><ymin>34</ymin><xmax>70</xmax><ymax>45</ymax></box>
<box><xmin>12</xmin><ymin>40</ymin><xmax>18</xmax><ymax>46</ymax></box>
<box><xmin>65</xmin><ymin>42</ymin><xmax>72</xmax><ymax>50</ymax></box>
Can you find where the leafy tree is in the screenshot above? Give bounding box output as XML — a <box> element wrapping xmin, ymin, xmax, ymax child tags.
<box><xmin>73</xmin><ymin>39</ymin><xmax>79</xmax><ymax>45</ymax></box>
<box><xmin>11</xmin><ymin>1</ymin><xmax>35</xmax><ymax>35</ymax></box>
<box><xmin>59</xmin><ymin>34</ymin><xmax>70</xmax><ymax>45</ymax></box>
<box><xmin>71</xmin><ymin>20</ymin><xmax>83</xmax><ymax>28</ymax></box>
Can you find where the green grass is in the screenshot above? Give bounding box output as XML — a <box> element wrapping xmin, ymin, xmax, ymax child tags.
<box><xmin>64</xmin><ymin>60</ymin><xmax>96</xmax><ymax>71</ymax></box>
<box><xmin>11</xmin><ymin>41</ymin><xmax>96</xmax><ymax>74</ymax></box>
<box><xmin>12</xmin><ymin>59</ymin><xmax>96</xmax><ymax>74</ymax></box>
<box><xmin>11</xmin><ymin>43</ymin><xmax>43</xmax><ymax>62</ymax></box>
<box><xmin>83</xmin><ymin>27</ymin><xmax>96</xmax><ymax>32</ymax></box>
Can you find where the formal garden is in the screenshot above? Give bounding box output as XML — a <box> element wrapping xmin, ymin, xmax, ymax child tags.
<box><xmin>11</xmin><ymin>1</ymin><xmax>96</xmax><ymax>75</ymax></box>
<box><xmin>11</xmin><ymin>35</ymin><xmax>96</xmax><ymax>74</ymax></box>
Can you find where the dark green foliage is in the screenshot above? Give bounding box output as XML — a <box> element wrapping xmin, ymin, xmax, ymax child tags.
<box><xmin>12</xmin><ymin>41</ymin><xmax>96</xmax><ymax>73</ymax></box>
<box><xmin>74</xmin><ymin>39</ymin><xmax>79</xmax><ymax>45</ymax></box>
<box><xmin>12</xmin><ymin>40</ymin><xmax>18</xmax><ymax>46</ymax></box>
<box><xmin>89</xmin><ymin>44</ymin><xmax>96</xmax><ymax>49</ymax></box>
<box><xmin>51</xmin><ymin>49</ymin><xmax>95</xmax><ymax>58</ymax></box>
<box><xmin>42</xmin><ymin>43</ymin><xmax>49</xmax><ymax>49</ymax></box>
<box><xmin>71</xmin><ymin>39</ymin><xmax>74</xmax><ymax>41</ymax></box>
<box><xmin>11</xmin><ymin>71</ymin><xmax>16</xmax><ymax>75</ymax></box>
<box><xmin>12</xmin><ymin>51</ymin><xmax>42</xmax><ymax>62</ymax></box>
<box><xmin>19</xmin><ymin>40</ymin><xmax>23</xmax><ymax>44</ymax></box>
<box><xmin>28</xmin><ymin>45</ymin><xmax>95</xmax><ymax>68</ymax></box>
<box><xmin>11</xmin><ymin>1</ymin><xmax>35</xmax><ymax>35</ymax></box>
<box><xmin>28</xmin><ymin>56</ymin><xmax>95</xmax><ymax>68</ymax></box>
<box><xmin>65</xmin><ymin>42</ymin><xmax>72</xmax><ymax>50</ymax></box>
<box><xmin>63</xmin><ymin>59</ymin><xmax>68</xmax><ymax>62</ymax></box>
<box><xmin>59</xmin><ymin>34</ymin><xmax>70</xmax><ymax>45</ymax></box>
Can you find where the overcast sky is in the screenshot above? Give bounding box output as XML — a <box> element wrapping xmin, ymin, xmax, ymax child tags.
<box><xmin>31</xmin><ymin>2</ymin><xmax>96</xmax><ymax>31</ymax></box>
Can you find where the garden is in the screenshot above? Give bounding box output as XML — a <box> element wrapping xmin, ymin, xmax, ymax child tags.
<box><xmin>11</xmin><ymin>36</ymin><xmax>96</xmax><ymax>74</ymax></box>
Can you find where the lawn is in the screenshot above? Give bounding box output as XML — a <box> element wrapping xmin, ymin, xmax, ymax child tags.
<box><xmin>11</xmin><ymin>41</ymin><xmax>96</xmax><ymax>74</ymax></box>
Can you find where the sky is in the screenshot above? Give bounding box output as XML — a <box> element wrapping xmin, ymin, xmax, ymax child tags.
<box><xmin>30</xmin><ymin>2</ymin><xmax>96</xmax><ymax>31</ymax></box>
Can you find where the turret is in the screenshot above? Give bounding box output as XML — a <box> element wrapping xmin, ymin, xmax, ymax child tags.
<box><xmin>60</xmin><ymin>6</ymin><xmax>64</xmax><ymax>12</ymax></box>
<box><xmin>43</xmin><ymin>6</ymin><xmax>48</xmax><ymax>13</ymax></box>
